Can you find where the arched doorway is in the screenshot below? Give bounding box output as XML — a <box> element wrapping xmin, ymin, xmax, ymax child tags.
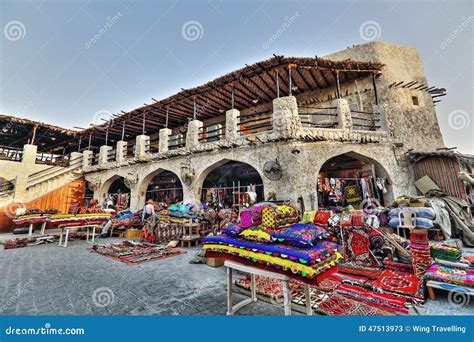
<box><xmin>317</xmin><ymin>152</ymin><xmax>391</xmax><ymax>208</ymax></box>
<box><xmin>145</xmin><ymin>170</ymin><xmax>183</xmax><ymax>205</ymax></box>
<box><xmin>104</xmin><ymin>176</ymin><xmax>130</xmax><ymax>209</ymax></box>
<box><xmin>200</xmin><ymin>160</ymin><xmax>264</xmax><ymax>209</ymax></box>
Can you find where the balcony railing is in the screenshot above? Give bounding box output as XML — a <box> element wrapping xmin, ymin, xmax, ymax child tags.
<box><xmin>36</xmin><ymin>152</ymin><xmax>69</xmax><ymax>166</ymax></box>
<box><xmin>0</xmin><ymin>145</ymin><xmax>23</xmax><ymax>162</ymax></box>
<box><xmin>199</xmin><ymin>122</ymin><xmax>225</xmax><ymax>143</ymax></box>
<box><xmin>299</xmin><ymin>105</ymin><xmax>338</xmax><ymax>128</ymax></box>
<box><xmin>350</xmin><ymin>110</ymin><xmax>381</xmax><ymax>131</ymax></box>
<box><xmin>168</xmin><ymin>134</ymin><xmax>185</xmax><ymax>150</ymax></box>
<box><xmin>237</xmin><ymin>110</ymin><xmax>273</xmax><ymax>135</ymax></box>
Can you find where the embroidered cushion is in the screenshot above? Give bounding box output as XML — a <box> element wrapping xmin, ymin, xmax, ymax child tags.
<box><xmin>240</xmin><ymin>228</ymin><xmax>272</xmax><ymax>242</ymax></box>
<box><xmin>261</xmin><ymin>205</ymin><xmax>299</xmax><ymax>230</ymax></box>
<box><xmin>271</xmin><ymin>223</ymin><xmax>329</xmax><ymax>247</ymax></box>
<box><xmin>328</xmin><ymin>214</ymin><xmax>340</xmax><ymax>227</ymax></box>
<box><xmin>302</xmin><ymin>210</ymin><xmax>317</xmax><ymax>224</ymax></box>
<box><xmin>351</xmin><ymin>211</ymin><xmax>367</xmax><ymax>226</ymax></box>
<box><xmin>388</xmin><ymin>217</ymin><xmax>434</xmax><ymax>229</ymax></box>
<box><xmin>340</xmin><ymin>213</ymin><xmax>352</xmax><ymax>226</ymax></box>
<box><xmin>314</xmin><ymin>210</ymin><xmax>332</xmax><ymax>225</ymax></box>
<box><xmin>220</xmin><ymin>223</ymin><xmax>242</xmax><ymax>236</ymax></box>
<box><xmin>389</xmin><ymin>207</ymin><xmax>436</xmax><ymax>220</ymax></box>
<box><xmin>240</xmin><ymin>210</ymin><xmax>254</xmax><ymax>228</ymax></box>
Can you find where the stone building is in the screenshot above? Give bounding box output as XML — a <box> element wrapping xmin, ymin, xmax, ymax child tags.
<box><xmin>0</xmin><ymin>41</ymin><xmax>451</xmax><ymax>225</ymax></box>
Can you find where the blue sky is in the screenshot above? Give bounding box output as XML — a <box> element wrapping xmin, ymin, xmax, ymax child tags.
<box><xmin>1</xmin><ymin>0</ymin><xmax>472</xmax><ymax>152</ymax></box>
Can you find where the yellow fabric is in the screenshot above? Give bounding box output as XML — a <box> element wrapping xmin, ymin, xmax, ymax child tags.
<box><xmin>240</xmin><ymin>229</ymin><xmax>271</xmax><ymax>242</ymax></box>
<box><xmin>302</xmin><ymin>211</ymin><xmax>317</xmax><ymax>223</ymax></box>
<box><xmin>261</xmin><ymin>205</ymin><xmax>299</xmax><ymax>229</ymax></box>
<box><xmin>203</xmin><ymin>244</ymin><xmax>342</xmax><ymax>276</ymax></box>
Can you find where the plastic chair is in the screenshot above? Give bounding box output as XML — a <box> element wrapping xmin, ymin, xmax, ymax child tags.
<box><xmin>397</xmin><ymin>209</ymin><xmax>416</xmax><ymax>239</ymax></box>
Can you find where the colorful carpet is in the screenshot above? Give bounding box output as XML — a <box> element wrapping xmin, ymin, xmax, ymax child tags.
<box><xmin>315</xmin><ymin>293</ymin><xmax>394</xmax><ymax>316</ymax></box>
<box><xmin>371</xmin><ymin>269</ymin><xmax>424</xmax><ymax>299</ymax></box>
<box><xmin>424</xmin><ymin>264</ymin><xmax>474</xmax><ymax>287</ymax></box>
<box><xmin>90</xmin><ymin>241</ymin><xmax>186</xmax><ymax>265</ymax></box>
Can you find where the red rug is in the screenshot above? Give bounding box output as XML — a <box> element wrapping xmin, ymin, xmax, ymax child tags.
<box><xmin>90</xmin><ymin>241</ymin><xmax>186</xmax><ymax>265</ymax></box>
<box><xmin>316</xmin><ymin>293</ymin><xmax>394</xmax><ymax>316</ymax></box>
<box><xmin>371</xmin><ymin>269</ymin><xmax>424</xmax><ymax>299</ymax></box>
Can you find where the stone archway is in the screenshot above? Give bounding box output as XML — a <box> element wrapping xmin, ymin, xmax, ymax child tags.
<box><xmin>315</xmin><ymin>151</ymin><xmax>394</xmax><ymax>208</ymax></box>
<box><xmin>195</xmin><ymin>159</ymin><xmax>265</xmax><ymax>208</ymax></box>
<box><xmin>138</xmin><ymin>168</ymin><xmax>184</xmax><ymax>205</ymax></box>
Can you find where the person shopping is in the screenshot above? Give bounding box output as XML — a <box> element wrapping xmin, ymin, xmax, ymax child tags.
<box><xmin>142</xmin><ymin>199</ymin><xmax>155</xmax><ymax>222</ymax></box>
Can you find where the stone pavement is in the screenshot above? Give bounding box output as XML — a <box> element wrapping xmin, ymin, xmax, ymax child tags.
<box><xmin>0</xmin><ymin>235</ymin><xmax>472</xmax><ymax>316</ymax></box>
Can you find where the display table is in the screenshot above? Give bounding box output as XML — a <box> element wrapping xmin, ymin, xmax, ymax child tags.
<box><xmin>58</xmin><ymin>224</ymin><xmax>100</xmax><ymax>248</ymax></box>
<box><xmin>426</xmin><ymin>280</ymin><xmax>474</xmax><ymax>300</ymax></box>
<box><xmin>224</xmin><ymin>260</ymin><xmax>313</xmax><ymax>316</ymax></box>
<box><xmin>180</xmin><ymin>222</ymin><xmax>200</xmax><ymax>247</ymax></box>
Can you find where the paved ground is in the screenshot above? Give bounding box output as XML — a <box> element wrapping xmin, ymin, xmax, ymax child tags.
<box><xmin>0</xmin><ymin>231</ymin><xmax>472</xmax><ymax>316</ymax></box>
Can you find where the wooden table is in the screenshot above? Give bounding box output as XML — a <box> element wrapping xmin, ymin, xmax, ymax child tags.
<box><xmin>179</xmin><ymin>222</ymin><xmax>200</xmax><ymax>247</ymax></box>
<box><xmin>224</xmin><ymin>260</ymin><xmax>313</xmax><ymax>316</ymax></box>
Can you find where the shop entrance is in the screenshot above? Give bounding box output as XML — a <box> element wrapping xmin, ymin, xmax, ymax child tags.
<box><xmin>201</xmin><ymin>161</ymin><xmax>264</xmax><ymax>210</ymax></box>
<box><xmin>317</xmin><ymin>152</ymin><xmax>390</xmax><ymax>208</ymax></box>
<box><xmin>145</xmin><ymin>170</ymin><xmax>183</xmax><ymax>205</ymax></box>
<box><xmin>105</xmin><ymin>177</ymin><xmax>130</xmax><ymax>210</ymax></box>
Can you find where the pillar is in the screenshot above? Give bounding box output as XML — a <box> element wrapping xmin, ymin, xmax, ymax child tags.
<box><xmin>98</xmin><ymin>145</ymin><xmax>113</xmax><ymax>165</ymax></box>
<box><xmin>22</xmin><ymin>144</ymin><xmax>37</xmax><ymax>165</ymax></box>
<box><xmin>135</xmin><ymin>135</ymin><xmax>150</xmax><ymax>159</ymax></box>
<box><xmin>186</xmin><ymin>120</ymin><xmax>203</xmax><ymax>148</ymax></box>
<box><xmin>82</xmin><ymin>150</ymin><xmax>93</xmax><ymax>170</ymax></box>
<box><xmin>225</xmin><ymin>109</ymin><xmax>240</xmax><ymax>142</ymax></box>
<box><xmin>69</xmin><ymin>152</ymin><xmax>83</xmax><ymax>169</ymax></box>
<box><xmin>116</xmin><ymin>141</ymin><xmax>127</xmax><ymax>163</ymax></box>
<box><xmin>272</xmin><ymin>96</ymin><xmax>301</xmax><ymax>139</ymax></box>
<box><xmin>334</xmin><ymin>98</ymin><xmax>352</xmax><ymax>131</ymax></box>
<box><xmin>159</xmin><ymin>128</ymin><xmax>172</xmax><ymax>153</ymax></box>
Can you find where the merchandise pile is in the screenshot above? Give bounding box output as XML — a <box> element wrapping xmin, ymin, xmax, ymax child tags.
<box><xmin>430</xmin><ymin>243</ymin><xmax>462</xmax><ymax>262</ymax></box>
<box><xmin>203</xmin><ymin>203</ymin><xmax>343</xmax><ymax>285</ymax></box>
<box><xmin>48</xmin><ymin>207</ymin><xmax>111</xmax><ymax>226</ymax></box>
<box><xmin>410</xmin><ymin>229</ymin><xmax>432</xmax><ymax>278</ymax></box>
<box><xmin>12</xmin><ymin>208</ymin><xmax>59</xmax><ymax>225</ymax></box>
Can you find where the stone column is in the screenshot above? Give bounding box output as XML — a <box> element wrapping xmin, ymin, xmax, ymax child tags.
<box><xmin>82</xmin><ymin>150</ymin><xmax>93</xmax><ymax>170</ymax></box>
<box><xmin>159</xmin><ymin>128</ymin><xmax>172</xmax><ymax>153</ymax></box>
<box><xmin>272</xmin><ymin>96</ymin><xmax>301</xmax><ymax>139</ymax></box>
<box><xmin>22</xmin><ymin>144</ymin><xmax>37</xmax><ymax>165</ymax></box>
<box><xmin>186</xmin><ymin>120</ymin><xmax>203</xmax><ymax>149</ymax></box>
<box><xmin>334</xmin><ymin>98</ymin><xmax>352</xmax><ymax>131</ymax></box>
<box><xmin>225</xmin><ymin>109</ymin><xmax>240</xmax><ymax>142</ymax></box>
<box><xmin>135</xmin><ymin>135</ymin><xmax>150</xmax><ymax>159</ymax></box>
<box><xmin>98</xmin><ymin>145</ymin><xmax>112</xmax><ymax>165</ymax></box>
<box><xmin>116</xmin><ymin>141</ymin><xmax>127</xmax><ymax>163</ymax></box>
<box><xmin>69</xmin><ymin>152</ymin><xmax>83</xmax><ymax>168</ymax></box>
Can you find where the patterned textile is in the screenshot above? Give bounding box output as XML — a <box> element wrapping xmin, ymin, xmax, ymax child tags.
<box><xmin>340</xmin><ymin>213</ymin><xmax>352</xmax><ymax>226</ymax></box>
<box><xmin>13</xmin><ymin>215</ymin><xmax>49</xmax><ymax>225</ymax></box>
<box><xmin>270</xmin><ymin>224</ymin><xmax>329</xmax><ymax>247</ymax></box>
<box><xmin>250</xmin><ymin>206</ymin><xmax>266</xmax><ymax>225</ymax></box>
<box><xmin>338</xmin><ymin>264</ymin><xmax>382</xmax><ymax>280</ymax></box>
<box><xmin>240</xmin><ymin>228</ymin><xmax>272</xmax><ymax>242</ymax></box>
<box><xmin>314</xmin><ymin>210</ymin><xmax>332</xmax><ymax>225</ymax></box>
<box><xmin>261</xmin><ymin>205</ymin><xmax>299</xmax><ymax>230</ymax></box>
<box><xmin>371</xmin><ymin>269</ymin><xmax>424</xmax><ymax>298</ymax></box>
<box><xmin>220</xmin><ymin>223</ymin><xmax>242</xmax><ymax>236</ymax></box>
<box><xmin>90</xmin><ymin>241</ymin><xmax>186</xmax><ymax>265</ymax></box>
<box><xmin>382</xmin><ymin>259</ymin><xmax>414</xmax><ymax>274</ymax></box>
<box><xmin>369</xmin><ymin>228</ymin><xmax>384</xmax><ymax>249</ymax></box>
<box><xmin>413</xmin><ymin>155</ymin><xmax>467</xmax><ymax>200</ymax></box>
<box><xmin>239</xmin><ymin>210</ymin><xmax>254</xmax><ymax>228</ymax></box>
<box><xmin>316</xmin><ymin>293</ymin><xmax>393</xmax><ymax>316</ymax></box>
<box><xmin>388</xmin><ymin>217</ymin><xmax>434</xmax><ymax>229</ymax></box>
<box><xmin>302</xmin><ymin>211</ymin><xmax>317</xmax><ymax>224</ymax></box>
<box><xmin>327</xmin><ymin>214</ymin><xmax>340</xmax><ymax>227</ymax></box>
<box><xmin>410</xmin><ymin>229</ymin><xmax>431</xmax><ymax>278</ymax></box>
<box><xmin>336</xmin><ymin>283</ymin><xmax>409</xmax><ymax>315</ymax></box>
<box><xmin>351</xmin><ymin>211</ymin><xmax>367</xmax><ymax>227</ymax></box>
<box><xmin>344</xmin><ymin>185</ymin><xmax>363</xmax><ymax>204</ymax></box>
<box><xmin>344</xmin><ymin>227</ymin><xmax>372</xmax><ymax>265</ymax></box>
<box><xmin>430</xmin><ymin>244</ymin><xmax>462</xmax><ymax>262</ymax></box>
<box><xmin>203</xmin><ymin>234</ymin><xmax>340</xmax><ymax>265</ymax></box>
<box><xmin>424</xmin><ymin>264</ymin><xmax>474</xmax><ymax>287</ymax></box>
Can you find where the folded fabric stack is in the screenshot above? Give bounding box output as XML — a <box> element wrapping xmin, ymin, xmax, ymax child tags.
<box><xmin>13</xmin><ymin>214</ymin><xmax>49</xmax><ymax>225</ymax></box>
<box><xmin>424</xmin><ymin>264</ymin><xmax>474</xmax><ymax>288</ymax></box>
<box><xmin>388</xmin><ymin>207</ymin><xmax>436</xmax><ymax>229</ymax></box>
<box><xmin>204</xmin><ymin>204</ymin><xmax>342</xmax><ymax>284</ymax></box>
<box><xmin>430</xmin><ymin>243</ymin><xmax>462</xmax><ymax>262</ymax></box>
<box><xmin>410</xmin><ymin>229</ymin><xmax>431</xmax><ymax>278</ymax></box>
<box><xmin>48</xmin><ymin>212</ymin><xmax>111</xmax><ymax>226</ymax></box>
